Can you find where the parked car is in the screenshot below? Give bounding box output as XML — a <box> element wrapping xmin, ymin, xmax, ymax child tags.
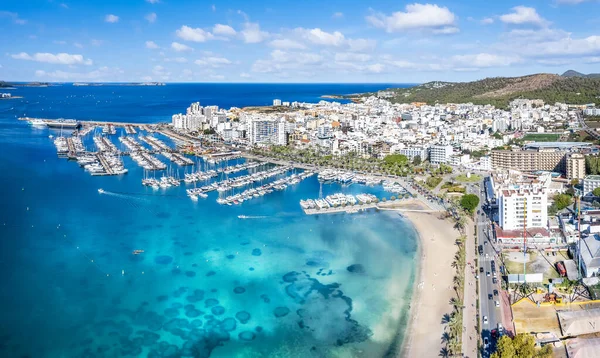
<box><xmin>483</xmin><ymin>316</ymin><xmax>488</xmax><ymax>325</ymax></box>
<box><xmin>493</xmin><ymin>289</ymin><xmax>499</xmax><ymax>296</ymax></box>
<box><xmin>495</xmin><ymin>300</ymin><xmax>500</xmax><ymax>307</ymax></box>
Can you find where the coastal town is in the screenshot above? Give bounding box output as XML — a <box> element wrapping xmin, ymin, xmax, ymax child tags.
<box><xmin>22</xmin><ymin>91</ymin><xmax>600</xmax><ymax>357</ymax></box>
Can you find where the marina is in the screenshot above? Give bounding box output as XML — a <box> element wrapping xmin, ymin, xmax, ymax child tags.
<box><xmin>318</xmin><ymin>169</ymin><xmax>383</xmax><ymax>186</ymax></box>
<box><xmin>93</xmin><ymin>135</ymin><xmax>118</xmax><ymax>152</ymax></box>
<box><xmin>131</xmin><ymin>152</ymin><xmax>167</xmax><ymax>170</ymax></box>
<box><xmin>300</xmin><ymin>193</ymin><xmax>380</xmax><ymax>215</ymax></box>
<box><xmin>217</xmin><ymin>161</ymin><xmax>264</xmax><ymax>174</ymax></box>
<box><xmin>162</xmin><ymin>151</ymin><xmax>195</xmax><ymax>166</ymax></box>
<box><xmin>215</xmin><ymin>171</ymin><xmax>315</xmax><ymax>205</ymax></box>
<box><xmin>139</xmin><ymin>135</ymin><xmax>173</xmax><ymax>152</ymax></box>
<box><xmin>118</xmin><ymin>136</ymin><xmax>147</xmax><ymax>153</ymax></box>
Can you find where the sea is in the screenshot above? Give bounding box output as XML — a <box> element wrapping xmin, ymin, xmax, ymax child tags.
<box><xmin>0</xmin><ymin>83</ymin><xmax>419</xmax><ymax>358</ymax></box>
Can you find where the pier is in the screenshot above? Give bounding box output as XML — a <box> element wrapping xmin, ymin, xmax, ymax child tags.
<box><xmin>95</xmin><ymin>153</ymin><xmax>114</xmax><ymax>175</ymax></box>
<box><xmin>125</xmin><ymin>125</ymin><xmax>137</xmax><ymax>135</ymax></box>
<box><xmin>303</xmin><ymin>203</ymin><xmax>378</xmax><ymax>215</ymax></box>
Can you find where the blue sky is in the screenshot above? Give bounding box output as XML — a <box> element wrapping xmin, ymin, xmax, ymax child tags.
<box><xmin>1</xmin><ymin>0</ymin><xmax>599</xmax><ymax>83</ymax></box>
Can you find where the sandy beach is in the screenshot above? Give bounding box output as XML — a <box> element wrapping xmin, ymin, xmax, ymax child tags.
<box><xmin>400</xmin><ymin>211</ymin><xmax>458</xmax><ymax>357</ymax></box>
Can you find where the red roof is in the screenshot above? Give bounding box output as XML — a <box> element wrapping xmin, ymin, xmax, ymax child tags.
<box><xmin>495</xmin><ymin>226</ymin><xmax>550</xmax><ymax>239</ymax></box>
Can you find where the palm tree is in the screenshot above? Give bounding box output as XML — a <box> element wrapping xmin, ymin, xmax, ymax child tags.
<box><xmin>439</xmin><ymin>347</ymin><xmax>449</xmax><ymax>358</ymax></box>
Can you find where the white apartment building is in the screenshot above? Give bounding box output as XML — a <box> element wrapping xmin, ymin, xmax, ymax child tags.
<box><xmin>430</xmin><ymin>145</ymin><xmax>453</xmax><ymax>164</ymax></box>
<box><xmin>480</xmin><ymin>156</ymin><xmax>492</xmax><ymax>171</ymax></box>
<box><xmin>499</xmin><ymin>188</ymin><xmax>548</xmax><ymax>231</ymax></box>
<box><xmin>273</xmin><ymin>99</ymin><xmax>282</xmax><ymax>106</ymax></box>
<box><xmin>583</xmin><ymin>175</ymin><xmax>600</xmax><ymax>197</ymax></box>
<box><xmin>247</xmin><ymin>118</ymin><xmax>287</xmax><ymax>146</ymax></box>
<box><xmin>400</xmin><ymin>146</ymin><xmax>429</xmax><ymax>161</ymax></box>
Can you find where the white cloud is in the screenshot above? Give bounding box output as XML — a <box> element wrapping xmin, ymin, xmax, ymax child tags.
<box><xmin>209</xmin><ymin>74</ymin><xmax>225</xmax><ymax>80</ymax></box>
<box><xmin>241</xmin><ymin>22</ymin><xmax>269</xmax><ymax>43</ymax></box>
<box><xmin>146</xmin><ymin>12</ymin><xmax>157</xmax><ymax>23</ymax></box>
<box><xmin>53</xmin><ymin>40</ymin><xmax>67</xmax><ymax>45</ymax></box>
<box><xmin>34</xmin><ymin>66</ymin><xmax>124</xmax><ymax>81</ymax></box>
<box><xmin>252</xmin><ymin>50</ymin><xmax>323</xmax><ymax>73</ymax></box>
<box><xmin>141</xmin><ymin>75</ymin><xmax>153</xmax><ymax>82</ymax></box>
<box><xmin>91</xmin><ymin>39</ymin><xmax>103</xmax><ymax>46</ymax></box>
<box><xmin>74</xmin><ymin>42</ymin><xmax>83</xmax><ymax>49</ymax></box>
<box><xmin>146</xmin><ymin>0</ymin><xmax>160</xmax><ymax>3</ymax></box>
<box><xmin>146</xmin><ymin>41</ymin><xmax>159</xmax><ymax>49</ymax></box>
<box><xmin>335</xmin><ymin>53</ymin><xmax>371</xmax><ymax>62</ymax></box>
<box><xmin>527</xmin><ymin>35</ymin><xmax>600</xmax><ymax>57</ymax></box>
<box><xmin>194</xmin><ymin>56</ymin><xmax>232</xmax><ymax>68</ymax></box>
<box><xmin>537</xmin><ymin>59</ymin><xmax>571</xmax><ymax>66</ymax></box>
<box><xmin>451</xmin><ymin>53</ymin><xmax>522</xmax><ymax>67</ymax></box>
<box><xmin>211</xmin><ymin>5</ymin><xmax>216</xmax><ymax>12</ymax></box>
<box><xmin>213</xmin><ymin>24</ymin><xmax>236</xmax><ymax>36</ymax></box>
<box><xmin>584</xmin><ymin>57</ymin><xmax>600</xmax><ymax>64</ymax></box>
<box><xmin>481</xmin><ymin>17</ymin><xmax>494</xmax><ymax>25</ymax></box>
<box><xmin>60</xmin><ymin>3</ymin><xmax>69</xmax><ymax>9</ymax></box>
<box><xmin>432</xmin><ymin>26</ymin><xmax>459</xmax><ymax>34</ymax></box>
<box><xmin>240</xmin><ymin>72</ymin><xmax>251</xmax><ymax>78</ymax></box>
<box><xmin>367</xmin><ymin>63</ymin><xmax>385</xmax><ymax>73</ymax></box>
<box><xmin>176</xmin><ymin>25</ymin><xmax>214</xmax><ymax>42</ymax></box>
<box><xmin>0</xmin><ymin>11</ymin><xmax>27</xmax><ymax>25</ymax></box>
<box><xmin>12</xmin><ymin>52</ymin><xmax>93</xmax><ymax>65</ymax></box>
<box><xmin>105</xmin><ymin>14</ymin><xmax>119</xmax><ymax>23</ymax></box>
<box><xmin>332</xmin><ymin>12</ymin><xmax>344</xmax><ymax>19</ymax></box>
<box><xmin>347</xmin><ymin>38</ymin><xmax>377</xmax><ymax>52</ymax></box>
<box><xmin>366</xmin><ymin>4</ymin><xmax>457</xmax><ymax>33</ymax></box>
<box><xmin>299</xmin><ymin>28</ymin><xmax>345</xmax><ymax>46</ymax></box>
<box><xmin>556</xmin><ymin>0</ymin><xmax>588</xmax><ymax>4</ymax></box>
<box><xmin>171</xmin><ymin>42</ymin><xmax>193</xmax><ymax>52</ymax></box>
<box><xmin>164</xmin><ymin>57</ymin><xmax>188</xmax><ymax>63</ymax></box>
<box><xmin>500</xmin><ymin>6</ymin><xmax>546</xmax><ymax>26</ymax></box>
<box><xmin>152</xmin><ymin>65</ymin><xmax>171</xmax><ymax>80</ymax></box>
<box><xmin>269</xmin><ymin>38</ymin><xmax>306</xmax><ymax>50</ymax></box>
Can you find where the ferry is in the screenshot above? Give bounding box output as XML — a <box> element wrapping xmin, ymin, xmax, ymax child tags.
<box><xmin>29</xmin><ymin>118</ymin><xmax>47</xmax><ymax>128</ymax></box>
<box><xmin>98</xmin><ymin>188</ymin><xmax>105</xmax><ymax>194</ymax></box>
<box><xmin>132</xmin><ymin>250</ymin><xmax>144</xmax><ymax>255</ymax></box>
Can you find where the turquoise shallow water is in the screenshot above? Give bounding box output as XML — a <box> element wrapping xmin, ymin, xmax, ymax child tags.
<box><xmin>0</xmin><ymin>85</ymin><xmax>418</xmax><ymax>357</ymax></box>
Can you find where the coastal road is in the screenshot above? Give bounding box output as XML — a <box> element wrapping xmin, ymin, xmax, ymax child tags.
<box><xmin>463</xmin><ymin>217</ymin><xmax>478</xmax><ymax>358</ymax></box>
<box><xmin>472</xmin><ymin>182</ymin><xmax>502</xmax><ymax>357</ymax></box>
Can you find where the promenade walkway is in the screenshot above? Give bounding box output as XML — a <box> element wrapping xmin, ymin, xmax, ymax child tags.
<box><xmin>463</xmin><ymin>219</ymin><xmax>478</xmax><ymax>358</ymax></box>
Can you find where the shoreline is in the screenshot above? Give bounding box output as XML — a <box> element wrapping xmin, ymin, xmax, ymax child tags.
<box><xmin>399</xmin><ymin>211</ymin><xmax>457</xmax><ymax>358</ymax></box>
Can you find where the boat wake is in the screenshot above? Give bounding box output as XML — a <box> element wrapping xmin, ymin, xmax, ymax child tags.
<box><xmin>97</xmin><ymin>189</ymin><xmax>152</xmax><ymax>207</ymax></box>
<box><xmin>237</xmin><ymin>215</ymin><xmax>267</xmax><ymax>219</ymax></box>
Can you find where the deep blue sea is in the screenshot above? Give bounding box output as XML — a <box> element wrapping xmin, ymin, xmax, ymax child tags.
<box><xmin>0</xmin><ymin>83</ymin><xmax>418</xmax><ymax>357</ymax></box>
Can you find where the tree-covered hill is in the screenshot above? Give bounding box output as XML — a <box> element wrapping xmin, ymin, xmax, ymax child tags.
<box><xmin>368</xmin><ymin>74</ymin><xmax>600</xmax><ymax>108</ymax></box>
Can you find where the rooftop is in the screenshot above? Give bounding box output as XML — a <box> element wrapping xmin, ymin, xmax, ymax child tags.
<box><xmin>524</xmin><ymin>142</ymin><xmax>593</xmax><ymax>149</ymax></box>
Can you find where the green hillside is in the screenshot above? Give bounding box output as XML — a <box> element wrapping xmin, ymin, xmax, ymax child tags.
<box><xmin>372</xmin><ymin>74</ymin><xmax>600</xmax><ymax>108</ymax></box>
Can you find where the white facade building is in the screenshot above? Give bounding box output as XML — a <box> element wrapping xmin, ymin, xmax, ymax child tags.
<box><xmin>499</xmin><ymin>188</ymin><xmax>548</xmax><ymax>231</ymax></box>
<box><xmin>430</xmin><ymin>145</ymin><xmax>453</xmax><ymax>164</ymax></box>
<box><xmin>400</xmin><ymin>146</ymin><xmax>429</xmax><ymax>161</ymax></box>
<box><xmin>248</xmin><ymin>118</ymin><xmax>287</xmax><ymax>146</ymax></box>
<box><xmin>480</xmin><ymin>156</ymin><xmax>492</xmax><ymax>171</ymax></box>
<box><xmin>584</xmin><ymin>175</ymin><xmax>600</xmax><ymax>197</ymax></box>
<box><xmin>273</xmin><ymin>99</ymin><xmax>282</xmax><ymax>106</ymax></box>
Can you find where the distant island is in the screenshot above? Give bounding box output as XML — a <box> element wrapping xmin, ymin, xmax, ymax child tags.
<box><xmin>1</xmin><ymin>81</ymin><xmax>51</xmax><ymax>88</ymax></box>
<box><xmin>72</xmin><ymin>82</ymin><xmax>166</xmax><ymax>86</ymax></box>
<box><xmin>342</xmin><ymin>70</ymin><xmax>600</xmax><ymax>108</ymax></box>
